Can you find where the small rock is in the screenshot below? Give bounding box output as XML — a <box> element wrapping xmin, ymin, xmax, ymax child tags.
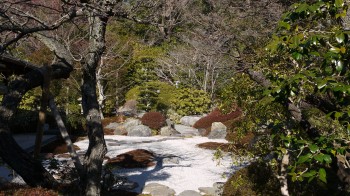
<box><xmin>160</xmin><ymin>127</ymin><xmax>180</xmax><ymax>136</ymax></box>
<box><xmin>166</xmin><ymin>119</ymin><xmax>175</xmax><ymax>129</ymax></box>
<box><xmin>127</xmin><ymin>125</ymin><xmax>151</xmax><ymax>137</ymax></box>
<box><xmin>208</xmin><ymin>122</ymin><xmax>227</xmax><ymax>139</ymax></box>
<box><xmin>112</xmin><ymin>179</ymin><xmax>139</xmax><ymax>191</ymax></box>
<box><xmin>213</xmin><ymin>182</ymin><xmax>225</xmax><ymax>196</ymax></box>
<box><xmin>178</xmin><ymin>190</ymin><xmax>202</xmax><ymax>196</ymax></box>
<box><xmin>198</xmin><ymin>187</ymin><xmax>216</xmax><ymax>196</ymax></box>
<box><xmin>142</xmin><ymin>183</ymin><xmax>175</xmax><ymax>196</ymax></box>
<box><xmin>163</xmin><ymin>157</ymin><xmax>180</xmax><ymax>165</ymax></box>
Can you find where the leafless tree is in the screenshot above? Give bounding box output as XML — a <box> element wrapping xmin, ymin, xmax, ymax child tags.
<box><xmin>0</xmin><ymin>0</ymin><xmax>132</xmax><ymax>195</ymax></box>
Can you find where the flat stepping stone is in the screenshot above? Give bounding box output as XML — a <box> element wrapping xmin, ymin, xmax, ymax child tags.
<box><xmin>178</xmin><ymin>190</ymin><xmax>202</xmax><ymax>196</ymax></box>
<box><xmin>198</xmin><ymin>187</ymin><xmax>216</xmax><ymax>196</ymax></box>
<box><xmin>142</xmin><ymin>183</ymin><xmax>176</xmax><ymax>196</ymax></box>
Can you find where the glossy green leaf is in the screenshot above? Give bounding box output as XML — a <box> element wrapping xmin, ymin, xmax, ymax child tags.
<box><xmin>314</xmin><ymin>153</ymin><xmax>324</xmax><ymax>162</ymax></box>
<box><xmin>335</xmin><ymin>0</ymin><xmax>344</xmax><ymax>8</ymax></box>
<box><xmin>309</xmin><ymin>144</ymin><xmax>319</xmax><ymax>153</ymax></box>
<box><xmin>319</xmin><ymin>168</ymin><xmax>327</xmax><ymax>183</ymax></box>
<box><xmin>297</xmin><ymin>153</ymin><xmax>312</xmax><ymax>164</ymax></box>
<box><xmin>330</xmin><ymin>47</ymin><xmax>341</xmax><ymax>53</ymax></box>
<box><xmin>335</xmin><ymin>112</ymin><xmax>343</xmax><ymax>119</ymax></box>
<box><xmin>316</xmin><ymin>79</ymin><xmax>327</xmax><ymax>89</ymax></box>
<box><xmin>296</xmin><ymin>3</ymin><xmax>309</xmax><ymax>13</ymax></box>
<box><xmin>302</xmin><ymin>170</ymin><xmax>317</xmax><ymax>177</ymax></box>
<box><xmin>279</xmin><ymin>21</ymin><xmax>291</xmax><ymax>30</ymax></box>
<box><xmin>335</xmin><ymin>32</ymin><xmax>345</xmax><ymax>43</ymax></box>
<box><xmin>323</xmin><ymin>154</ymin><xmax>332</xmax><ymax>164</ymax></box>
<box><xmin>292</xmin><ymin>52</ymin><xmax>303</xmax><ymax>60</ymax></box>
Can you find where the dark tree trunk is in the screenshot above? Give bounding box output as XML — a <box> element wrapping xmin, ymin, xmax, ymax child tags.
<box><xmin>0</xmin><ymin>61</ymin><xmax>72</xmax><ymax>187</ymax></box>
<box><xmin>80</xmin><ymin>14</ymin><xmax>108</xmax><ymax>196</ymax></box>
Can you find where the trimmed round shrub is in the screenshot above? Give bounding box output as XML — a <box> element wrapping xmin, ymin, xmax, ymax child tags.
<box><xmin>193</xmin><ymin>107</ymin><xmax>242</xmax><ymax>131</ymax></box>
<box><xmin>170</xmin><ymin>88</ymin><xmax>211</xmax><ymax>116</ymax></box>
<box><xmin>141</xmin><ymin>112</ymin><xmax>166</xmax><ymax>130</ymax></box>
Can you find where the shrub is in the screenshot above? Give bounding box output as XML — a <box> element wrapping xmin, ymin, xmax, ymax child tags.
<box><xmin>222</xmin><ymin>161</ymin><xmax>280</xmax><ymax>196</ymax></box>
<box><xmin>170</xmin><ymin>88</ymin><xmax>211</xmax><ymax>116</ymax></box>
<box><xmin>125</xmin><ymin>86</ymin><xmax>141</xmax><ymax>101</ymax></box>
<box><xmin>125</xmin><ymin>81</ymin><xmax>177</xmax><ymax>112</ymax></box>
<box><xmin>9</xmin><ymin>109</ymin><xmax>57</xmax><ymax>134</ymax></box>
<box><xmin>141</xmin><ymin>112</ymin><xmax>166</xmax><ymax>130</ymax></box>
<box><xmin>193</xmin><ymin>107</ymin><xmax>242</xmax><ymax>131</ymax></box>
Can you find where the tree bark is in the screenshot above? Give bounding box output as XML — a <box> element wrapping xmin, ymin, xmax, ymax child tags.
<box><xmin>0</xmin><ymin>58</ymin><xmax>72</xmax><ymax>188</ymax></box>
<box><xmin>34</xmin><ymin>66</ymin><xmax>51</xmax><ymax>158</ymax></box>
<box><xmin>97</xmin><ymin>57</ymin><xmax>106</xmax><ymax>119</ymax></box>
<box><xmin>80</xmin><ymin>13</ymin><xmax>108</xmax><ymax>196</ymax></box>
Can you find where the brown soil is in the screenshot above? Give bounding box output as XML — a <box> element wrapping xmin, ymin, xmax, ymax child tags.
<box><xmin>196</xmin><ymin>142</ymin><xmax>233</xmax><ymax>152</ymax></box>
<box><xmin>197</xmin><ymin>132</ymin><xmax>255</xmax><ymax>152</ymax></box>
<box><xmin>106</xmin><ymin>149</ymin><xmax>155</xmax><ymax>168</ymax></box>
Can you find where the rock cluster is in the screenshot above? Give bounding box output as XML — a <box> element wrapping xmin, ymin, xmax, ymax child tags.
<box><xmin>140</xmin><ymin>182</ymin><xmax>225</xmax><ymax>196</ymax></box>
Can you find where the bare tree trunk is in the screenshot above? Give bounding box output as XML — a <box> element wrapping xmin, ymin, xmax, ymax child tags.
<box><xmin>34</xmin><ymin>65</ymin><xmax>51</xmax><ymax>158</ymax></box>
<box><xmin>80</xmin><ymin>13</ymin><xmax>108</xmax><ymax>196</ymax></box>
<box><xmin>97</xmin><ymin>57</ymin><xmax>106</xmax><ymax>119</ymax></box>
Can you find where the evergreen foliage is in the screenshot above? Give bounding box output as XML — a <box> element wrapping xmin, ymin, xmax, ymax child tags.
<box><xmin>126</xmin><ymin>81</ymin><xmax>177</xmax><ymax>112</ymax></box>
<box><xmin>170</xmin><ymin>88</ymin><xmax>211</xmax><ymax>116</ymax></box>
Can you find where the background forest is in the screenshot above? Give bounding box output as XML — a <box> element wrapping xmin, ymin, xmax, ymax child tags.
<box><xmin>1</xmin><ymin>0</ymin><xmax>350</xmax><ymax>195</ymax></box>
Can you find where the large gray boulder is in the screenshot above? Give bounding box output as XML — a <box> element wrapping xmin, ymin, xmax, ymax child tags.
<box><xmin>127</xmin><ymin>125</ymin><xmax>152</xmax><ymax>137</ymax></box>
<box><xmin>105</xmin><ymin>122</ymin><xmax>120</xmax><ymax>129</ymax></box>
<box><xmin>142</xmin><ymin>183</ymin><xmax>175</xmax><ymax>196</ymax></box>
<box><xmin>105</xmin><ymin>122</ymin><xmax>127</xmax><ymax>135</ymax></box>
<box><xmin>208</xmin><ymin>122</ymin><xmax>227</xmax><ymax>139</ymax></box>
<box><xmin>106</xmin><ymin>118</ymin><xmax>142</xmax><ymax>135</ymax></box>
<box><xmin>160</xmin><ymin>126</ymin><xmax>180</xmax><ymax>136</ymax></box>
<box><xmin>114</xmin><ymin>125</ymin><xmax>128</xmax><ymax>135</ymax></box>
<box><xmin>180</xmin><ymin>116</ymin><xmax>201</xmax><ymax>126</ymax></box>
<box><xmin>124</xmin><ymin>118</ymin><xmax>142</xmax><ymax>128</ymax></box>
